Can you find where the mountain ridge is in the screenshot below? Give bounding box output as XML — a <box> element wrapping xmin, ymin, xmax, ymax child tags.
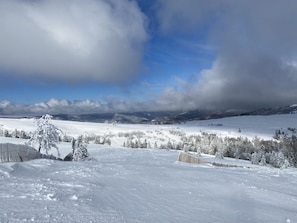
<box><xmin>1</xmin><ymin>99</ymin><xmax>296</xmax><ymax>124</ymax></box>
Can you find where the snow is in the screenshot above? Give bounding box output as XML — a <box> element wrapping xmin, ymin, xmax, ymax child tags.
<box><xmin>182</xmin><ymin>113</ymin><xmax>297</xmax><ymax>139</ymax></box>
<box><xmin>2</xmin><ymin>113</ymin><xmax>297</xmax><ymax>141</ymax></box>
<box><xmin>0</xmin><ymin>114</ymin><xmax>297</xmax><ymax>222</ymax></box>
<box><xmin>0</xmin><ymin>146</ymin><xmax>296</xmax><ymax>222</ymax></box>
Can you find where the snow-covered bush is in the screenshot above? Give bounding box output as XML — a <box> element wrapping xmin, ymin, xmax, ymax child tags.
<box><xmin>259</xmin><ymin>154</ymin><xmax>267</xmax><ymax>166</ymax></box>
<box><xmin>72</xmin><ymin>136</ymin><xmax>90</xmax><ymax>161</ymax></box>
<box><xmin>0</xmin><ymin>127</ymin><xmax>29</xmax><ymax>139</ymax></box>
<box><xmin>169</xmin><ymin>129</ymin><xmax>186</xmax><ymax>138</ymax></box>
<box><xmin>280</xmin><ymin>135</ymin><xmax>297</xmax><ymax>167</ymax></box>
<box><xmin>27</xmin><ymin>114</ymin><xmax>63</xmax><ymax>157</ymax></box>
<box><xmin>251</xmin><ymin>152</ymin><xmax>260</xmax><ymax>165</ymax></box>
<box><xmin>265</xmin><ymin>152</ymin><xmax>284</xmax><ymax>168</ymax></box>
<box><xmin>62</xmin><ymin>134</ymin><xmax>73</xmax><ymax>142</ymax></box>
<box><xmin>281</xmin><ymin>159</ymin><xmax>290</xmax><ymax>169</ymax></box>
<box><xmin>215</xmin><ymin>151</ymin><xmax>224</xmax><ymax>159</ymax></box>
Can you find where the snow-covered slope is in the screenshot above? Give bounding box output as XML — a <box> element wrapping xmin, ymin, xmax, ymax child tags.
<box><xmin>0</xmin><ymin>114</ymin><xmax>297</xmax><ymax>222</ymax></box>
<box><xmin>2</xmin><ymin>113</ymin><xmax>297</xmax><ymax>139</ymax></box>
<box><xmin>183</xmin><ymin>113</ymin><xmax>297</xmax><ymax>139</ymax></box>
<box><xmin>0</xmin><ymin>146</ymin><xmax>296</xmax><ymax>223</ymax></box>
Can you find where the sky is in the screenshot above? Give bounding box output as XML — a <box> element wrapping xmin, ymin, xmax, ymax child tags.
<box><xmin>1</xmin><ymin>0</ymin><xmax>297</xmax><ymax>114</ymax></box>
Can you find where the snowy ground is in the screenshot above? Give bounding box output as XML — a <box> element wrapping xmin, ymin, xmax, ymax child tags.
<box><xmin>2</xmin><ymin>113</ymin><xmax>297</xmax><ymax>141</ymax></box>
<box><xmin>0</xmin><ymin>145</ymin><xmax>296</xmax><ymax>223</ymax></box>
<box><xmin>183</xmin><ymin>113</ymin><xmax>297</xmax><ymax>139</ymax></box>
<box><xmin>0</xmin><ymin>115</ymin><xmax>297</xmax><ymax>222</ymax></box>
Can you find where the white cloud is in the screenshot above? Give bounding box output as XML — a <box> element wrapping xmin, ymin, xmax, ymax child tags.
<box><xmin>0</xmin><ymin>0</ymin><xmax>148</xmax><ymax>82</ymax></box>
<box><xmin>0</xmin><ymin>99</ymin><xmax>106</xmax><ymax>115</ymax></box>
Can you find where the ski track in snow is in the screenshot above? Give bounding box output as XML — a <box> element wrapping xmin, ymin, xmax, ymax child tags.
<box><xmin>0</xmin><ymin>146</ymin><xmax>296</xmax><ymax>223</ymax></box>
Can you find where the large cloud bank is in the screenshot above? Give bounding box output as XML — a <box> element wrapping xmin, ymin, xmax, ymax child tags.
<box><xmin>156</xmin><ymin>0</ymin><xmax>297</xmax><ymax>111</ymax></box>
<box><xmin>0</xmin><ymin>0</ymin><xmax>147</xmax><ymax>82</ymax></box>
<box><xmin>0</xmin><ymin>99</ymin><xmax>104</xmax><ymax>115</ymax></box>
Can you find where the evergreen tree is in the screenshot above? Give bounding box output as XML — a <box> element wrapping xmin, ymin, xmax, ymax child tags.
<box><xmin>73</xmin><ymin>135</ymin><xmax>90</xmax><ymax>161</ymax></box>
<box><xmin>71</xmin><ymin>137</ymin><xmax>76</xmax><ymax>153</ymax></box>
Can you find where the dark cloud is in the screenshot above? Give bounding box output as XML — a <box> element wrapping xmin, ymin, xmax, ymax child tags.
<box><xmin>0</xmin><ymin>0</ymin><xmax>148</xmax><ymax>83</ymax></box>
<box><xmin>155</xmin><ymin>0</ymin><xmax>297</xmax><ymax>111</ymax></box>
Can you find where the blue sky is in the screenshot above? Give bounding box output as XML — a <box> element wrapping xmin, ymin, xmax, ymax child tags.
<box><xmin>1</xmin><ymin>0</ymin><xmax>297</xmax><ymax>114</ymax></box>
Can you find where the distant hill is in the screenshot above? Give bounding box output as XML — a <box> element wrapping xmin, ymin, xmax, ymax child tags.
<box><xmin>240</xmin><ymin>104</ymin><xmax>297</xmax><ymax>116</ymax></box>
<box><xmin>1</xmin><ymin>100</ymin><xmax>296</xmax><ymax>124</ymax></box>
<box><xmin>52</xmin><ymin>104</ymin><xmax>297</xmax><ymax>124</ymax></box>
<box><xmin>53</xmin><ymin>111</ymin><xmax>178</xmax><ymax>124</ymax></box>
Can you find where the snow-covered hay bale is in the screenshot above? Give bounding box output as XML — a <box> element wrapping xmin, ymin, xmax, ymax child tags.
<box><xmin>178</xmin><ymin>152</ymin><xmax>206</xmax><ymax>164</ymax></box>
<box><xmin>0</xmin><ymin>143</ymin><xmax>41</xmax><ymax>163</ymax></box>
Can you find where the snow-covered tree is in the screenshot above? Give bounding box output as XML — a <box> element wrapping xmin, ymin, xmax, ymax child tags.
<box><xmin>259</xmin><ymin>154</ymin><xmax>267</xmax><ymax>166</ymax></box>
<box><xmin>281</xmin><ymin>159</ymin><xmax>290</xmax><ymax>169</ymax></box>
<box><xmin>215</xmin><ymin>150</ymin><xmax>224</xmax><ymax>159</ymax></box>
<box><xmin>27</xmin><ymin>114</ymin><xmax>63</xmax><ymax>157</ymax></box>
<box><xmin>94</xmin><ymin>135</ymin><xmax>101</xmax><ymax>144</ymax></box>
<box><xmin>251</xmin><ymin>152</ymin><xmax>260</xmax><ymax>165</ymax></box>
<box><xmin>105</xmin><ymin>138</ymin><xmax>111</xmax><ymax>146</ymax></box>
<box><xmin>73</xmin><ymin>135</ymin><xmax>90</xmax><ymax>161</ymax></box>
<box><xmin>183</xmin><ymin>143</ymin><xmax>190</xmax><ymax>153</ymax></box>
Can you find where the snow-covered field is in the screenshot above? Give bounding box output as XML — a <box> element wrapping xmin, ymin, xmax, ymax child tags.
<box><xmin>0</xmin><ymin>114</ymin><xmax>297</xmax><ymax>222</ymax></box>
<box><xmin>184</xmin><ymin>113</ymin><xmax>297</xmax><ymax>139</ymax></box>
<box><xmin>2</xmin><ymin>113</ymin><xmax>297</xmax><ymax>141</ymax></box>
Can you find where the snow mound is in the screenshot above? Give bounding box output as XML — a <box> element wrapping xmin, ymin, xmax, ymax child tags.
<box><xmin>0</xmin><ymin>143</ymin><xmax>41</xmax><ymax>163</ymax></box>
